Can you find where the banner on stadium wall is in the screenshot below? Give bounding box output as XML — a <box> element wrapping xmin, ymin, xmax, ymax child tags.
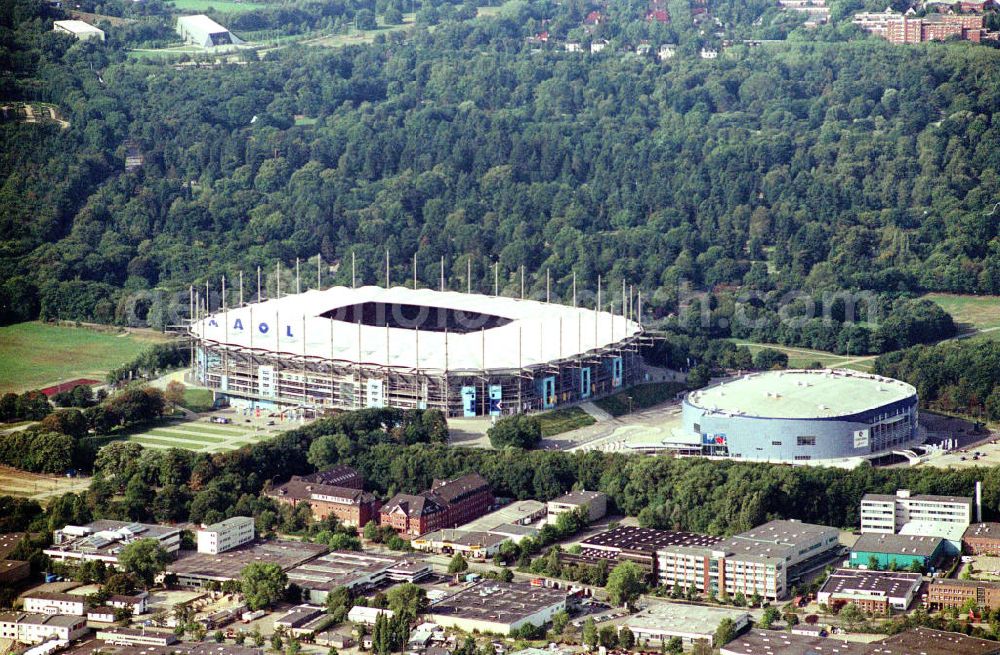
<box><xmin>489</xmin><ymin>385</ymin><xmax>503</xmax><ymax>416</ymax></box>
<box><xmin>702</xmin><ymin>433</ymin><xmax>727</xmax><ymax>446</ymax></box>
<box><xmin>366</xmin><ymin>379</ymin><xmax>384</xmax><ymax>408</ymax></box>
<box><xmin>853</xmin><ymin>429</ymin><xmax>870</xmax><ymax>449</ymax></box>
<box><xmin>462</xmin><ymin>386</ymin><xmax>477</xmax><ymax>417</ymax></box>
<box><xmin>541</xmin><ymin>376</ymin><xmax>556</xmax><ymax>409</ymax></box>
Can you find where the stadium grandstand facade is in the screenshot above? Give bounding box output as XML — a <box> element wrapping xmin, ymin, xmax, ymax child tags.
<box><xmin>187</xmin><ymin>283</ymin><xmax>644</xmax><ymax>417</ymax></box>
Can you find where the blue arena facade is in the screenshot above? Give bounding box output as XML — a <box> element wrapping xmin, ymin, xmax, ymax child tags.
<box><xmin>679</xmin><ymin>370</ymin><xmax>920</xmax><ymax>463</ymax></box>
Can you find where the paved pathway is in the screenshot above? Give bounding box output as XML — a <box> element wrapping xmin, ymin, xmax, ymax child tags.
<box><xmin>579</xmin><ymin>401</ymin><xmax>614</xmax><ymax>422</ymax></box>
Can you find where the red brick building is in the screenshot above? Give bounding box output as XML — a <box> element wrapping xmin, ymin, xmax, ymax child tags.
<box><xmin>267</xmin><ymin>470</ymin><xmax>378</xmax><ymax>529</ymax></box>
<box><xmin>297</xmin><ymin>465</ymin><xmax>364</xmax><ymax>489</ymax></box>
<box><xmin>884</xmin><ymin>13</ymin><xmax>985</xmax><ymax>43</ymax></box>
<box><xmin>964</xmin><ymin>523</ymin><xmax>1000</xmax><ymax>556</ymax></box>
<box><xmin>380</xmin><ymin>473</ymin><xmax>493</xmax><ymax>537</ymax></box>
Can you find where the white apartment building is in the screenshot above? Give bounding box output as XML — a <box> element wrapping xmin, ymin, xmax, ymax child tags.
<box><xmin>0</xmin><ymin>613</ymin><xmax>88</xmax><ymax>645</ymax></box>
<box><xmin>196</xmin><ymin>516</ymin><xmax>255</xmax><ymax>554</ymax></box>
<box><xmin>657</xmin><ymin>520</ymin><xmax>840</xmax><ymax>601</ymax></box>
<box><xmin>860</xmin><ymin>490</ymin><xmax>973</xmax><ymax>535</ymax></box>
<box><xmin>22</xmin><ymin>593</ymin><xmax>86</xmax><ymax>616</ymax></box>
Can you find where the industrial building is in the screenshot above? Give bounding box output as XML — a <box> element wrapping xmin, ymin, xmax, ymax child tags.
<box><xmin>624</xmin><ymin>601</ymin><xmax>750</xmax><ymax>649</ymax></box>
<box><xmin>21</xmin><ymin>592</ymin><xmax>86</xmax><ymax>616</ymax></box>
<box><xmin>870</xmin><ymin>627</ymin><xmax>1000</xmax><ymax>655</ymax></box>
<box><xmin>175</xmin><ymin>15</ymin><xmax>242</xmax><ymax>48</ymax></box>
<box><xmin>0</xmin><ymin>613</ymin><xmax>88</xmax><ymax>645</ymax></box>
<box><xmin>381</xmin><ymin>473</ymin><xmax>493</xmax><ymax>537</ymax></box>
<box><xmin>188</xmin><ymin>285</ymin><xmax>644</xmax><ymax>416</ymax></box>
<box><xmin>95</xmin><ymin>628</ymin><xmax>178</xmax><ymax>647</ymax></box>
<box><xmin>53</xmin><ymin>20</ymin><xmax>104</xmax><ymax>41</ymax></box>
<box><xmin>424</xmin><ymin>582</ymin><xmax>567</xmax><ymax>635</ymax></box>
<box><xmin>546</xmin><ymin>491</ymin><xmax>607</xmax><ymax>523</ymax></box>
<box><xmin>965</xmin><ymin>522</ymin><xmax>1000</xmax><ymax>555</ymax></box>
<box><xmin>673</xmin><ymin>369</ymin><xmax>919</xmax><ymax>462</ymax></box>
<box><xmin>849</xmin><ymin>533</ymin><xmax>946</xmax><ymax>571</ymax></box>
<box><xmin>720</xmin><ymin>629</ymin><xmax>869</xmax><ymax>655</ymax></box>
<box><xmin>284</xmin><ymin>551</ymin><xmax>431</xmax><ymax>603</ymax></box>
<box><xmin>816</xmin><ymin>569</ymin><xmax>921</xmax><ymax>613</ymax></box>
<box><xmin>197</xmin><ymin>516</ymin><xmax>255</xmax><ymax>554</ymax></box>
<box><xmin>168</xmin><ymin>539</ymin><xmax>327</xmax><ymax>588</ymax></box>
<box><xmin>273</xmin><ymin>605</ymin><xmax>330</xmax><ymax>638</ymax></box>
<box><xmin>458</xmin><ymin>499</ymin><xmax>547</xmax><ymax>533</ymax></box>
<box><xmin>44</xmin><ymin>521</ymin><xmax>182</xmax><ymax>566</ymax></box>
<box><xmin>926</xmin><ymin>578</ymin><xmax>1000</xmax><ymax>611</ymax></box>
<box><xmin>563</xmin><ymin>526</ymin><xmax>720</xmax><ymax>581</ymax></box>
<box><xmin>411</xmin><ymin>530</ymin><xmax>507</xmax><ymax>560</ymax></box>
<box><xmin>656</xmin><ymin>520</ymin><xmax>841</xmax><ymax>601</ymax></box>
<box><xmin>0</xmin><ymin>533</ymin><xmax>30</xmax><ymax>585</ymax></box>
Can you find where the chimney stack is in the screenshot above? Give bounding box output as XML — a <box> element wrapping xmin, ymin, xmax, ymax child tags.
<box><xmin>976</xmin><ymin>480</ymin><xmax>983</xmax><ymax>524</ymax></box>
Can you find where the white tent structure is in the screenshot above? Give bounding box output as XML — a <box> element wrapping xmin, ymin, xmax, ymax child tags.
<box><xmin>176</xmin><ymin>15</ymin><xmax>242</xmax><ymax>47</ymax></box>
<box><xmin>53</xmin><ymin>20</ymin><xmax>105</xmax><ymax>41</ymax></box>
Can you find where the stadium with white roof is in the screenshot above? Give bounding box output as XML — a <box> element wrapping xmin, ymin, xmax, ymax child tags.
<box><xmin>189</xmin><ymin>285</ymin><xmax>644</xmax><ymax>416</ymax></box>
<box><xmin>676</xmin><ymin>369</ymin><xmax>920</xmax><ymax>462</ymax></box>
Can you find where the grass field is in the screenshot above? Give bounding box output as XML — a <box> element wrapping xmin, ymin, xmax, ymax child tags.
<box><xmin>0</xmin><ymin>465</ymin><xmax>91</xmax><ymax>501</ymax></box>
<box><xmin>182</xmin><ymin>387</ymin><xmax>216</xmax><ymax>412</ymax></box>
<box><xmin>169</xmin><ymin>0</ymin><xmax>268</xmax><ymax>12</ymax></box>
<box><xmin>537</xmin><ymin>407</ymin><xmax>596</xmax><ymax>437</ymax></box>
<box><xmin>0</xmin><ymin>322</ymin><xmax>172</xmax><ymax>394</ymax></box>
<box><xmin>121</xmin><ymin>416</ymin><xmax>273</xmax><ymax>452</ymax></box>
<box><xmin>728</xmin><ymin>339</ymin><xmax>876</xmax><ymax>372</ymax></box>
<box><xmin>922</xmin><ymin>293</ymin><xmax>1000</xmax><ymax>333</ymax></box>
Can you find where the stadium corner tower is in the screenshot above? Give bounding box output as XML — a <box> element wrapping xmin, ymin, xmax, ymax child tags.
<box><xmin>189</xmin><ymin>286</ymin><xmax>644</xmax><ymax>416</ymax></box>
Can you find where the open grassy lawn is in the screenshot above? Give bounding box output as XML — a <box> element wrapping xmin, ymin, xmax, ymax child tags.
<box><xmin>537</xmin><ymin>407</ymin><xmax>596</xmax><ymax>437</ymax></box>
<box><xmin>594</xmin><ymin>381</ymin><xmax>687</xmax><ymax>417</ymax></box>
<box><xmin>729</xmin><ymin>339</ymin><xmax>876</xmax><ymax>372</ymax></box>
<box><xmin>0</xmin><ymin>465</ymin><xmax>90</xmax><ymax>501</ymax></box>
<box><xmin>169</xmin><ymin>0</ymin><xmax>268</xmax><ymax>12</ymax></box>
<box><xmin>182</xmin><ymin>387</ymin><xmax>216</xmax><ymax>412</ymax></box>
<box><xmin>115</xmin><ymin>416</ymin><xmax>271</xmax><ymax>452</ymax></box>
<box><xmin>302</xmin><ymin>14</ymin><xmax>415</xmax><ymax>48</ymax></box>
<box><xmin>922</xmin><ymin>293</ymin><xmax>1000</xmax><ymax>333</ymax></box>
<box><xmin>0</xmin><ymin>322</ymin><xmax>172</xmax><ymax>394</ymax></box>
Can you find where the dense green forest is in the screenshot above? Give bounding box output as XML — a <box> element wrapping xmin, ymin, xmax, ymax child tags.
<box><xmin>4</xmin><ymin>407</ymin><xmax>999</xmax><ymax>540</ymax></box>
<box><xmin>2</xmin><ymin>0</ymin><xmax>1000</xmax><ymax>336</ymax></box>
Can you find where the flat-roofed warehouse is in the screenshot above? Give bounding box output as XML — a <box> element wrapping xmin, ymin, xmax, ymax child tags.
<box><xmin>284</xmin><ymin>551</ymin><xmax>431</xmax><ymax>604</ymax></box>
<box><xmin>678</xmin><ymin>369</ymin><xmax>920</xmax><ymax>462</ymax></box>
<box><xmin>53</xmin><ymin>20</ymin><xmax>105</xmax><ymax>41</ymax></box>
<box><xmin>175</xmin><ymin>15</ymin><xmax>242</xmax><ymax>47</ymax></box>
<box><xmin>424</xmin><ymin>581</ymin><xmax>567</xmax><ymax>635</ymax></box>
<box><xmin>168</xmin><ymin>539</ymin><xmax>327</xmax><ymax>588</ymax></box>
<box><xmin>868</xmin><ymin>627</ymin><xmax>1000</xmax><ymax>655</ymax></box>
<box><xmin>188</xmin><ymin>285</ymin><xmax>643</xmax><ymax>416</ymax></box>
<box><xmin>817</xmin><ymin>568</ymin><xmax>921</xmax><ymax>613</ymax></box>
<box><xmin>720</xmin><ymin>629</ymin><xmax>869</xmax><ymax>655</ymax></box>
<box><xmin>623</xmin><ymin>601</ymin><xmax>750</xmax><ymax>650</ymax></box>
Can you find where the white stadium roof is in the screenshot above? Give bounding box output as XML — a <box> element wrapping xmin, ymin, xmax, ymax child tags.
<box><xmin>190</xmin><ymin>286</ymin><xmax>642</xmax><ymax>372</ymax></box>
<box><xmin>686</xmin><ymin>369</ymin><xmax>916</xmax><ymax>419</ymax></box>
